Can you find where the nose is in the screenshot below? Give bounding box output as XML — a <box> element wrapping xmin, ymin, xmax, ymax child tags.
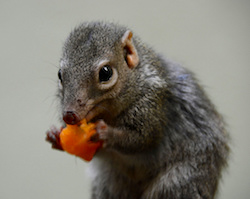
<box><xmin>63</xmin><ymin>111</ymin><xmax>80</xmax><ymax>125</ymax></box>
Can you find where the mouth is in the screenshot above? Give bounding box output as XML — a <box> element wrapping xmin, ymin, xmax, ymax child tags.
<box><xmin>63</xmin><ymin>99</ymin><xmax>111</xmax><ymax>124</ymax></box>
<box><xmin>85</xmin><ymin>99</ymin><xmax>115</xmax><ymax>123</ymax></box>
<box><xmin>62</xmin><ymin>103</ymin><xmax>99</xmax><ymax>125</ymax></box>
<box><xmin>85</xmin><ymin>107</ymin><xmax>99</xmax><ymax>123</ymax></box>
<box><xmin>85</xmin><ymin>103</ymin><xmax>107</xmax><ymax>123</ymax></box>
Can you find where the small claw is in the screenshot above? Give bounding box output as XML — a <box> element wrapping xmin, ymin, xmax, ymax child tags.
<box><xmin>90</xmin><ymin>132</ymin><xmax>100</xmax><ymax>142</ymax></box>
<box><xmin>46</xmin><ymin>126</ymin><xmax>64</xmax><ymax>151</ymax></box>
<box><xmin>90</xmin><ymin>120</ymin><xmax>109</xmax><ymax>144</ymax></box>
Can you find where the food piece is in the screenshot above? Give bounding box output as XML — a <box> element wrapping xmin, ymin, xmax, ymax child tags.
<box><xmin>59</xmin><ymin>119</ymin><xmax>102</xmax><ymax>161</ymax></box>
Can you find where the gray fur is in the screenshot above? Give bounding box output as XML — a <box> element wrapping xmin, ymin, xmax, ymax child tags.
<box><xmin>58</xmin><ymin>21</ymin><xmax>229</xmax><ymax>199</ymax></box>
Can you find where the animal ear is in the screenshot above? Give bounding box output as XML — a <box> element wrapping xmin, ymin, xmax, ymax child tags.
<box><xmin>121</xmin><ymin>30</ymin><xmax>139</xmax><ymax>68</ymax></box>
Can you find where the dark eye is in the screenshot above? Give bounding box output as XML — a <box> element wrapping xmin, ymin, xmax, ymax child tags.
<box><xmin>58</xmin><ymin>69</ymin><xmax>62</xmax><ymax>82</ymax></box>
<box><xmin>99</xmin><ymin>65</ymin><xmax>113</xmax><ymax>82</ymax></box>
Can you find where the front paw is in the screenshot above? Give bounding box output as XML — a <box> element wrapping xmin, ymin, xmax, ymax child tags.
<box><xmin>46</xmin><ymin>126</ymin><xmax>64</xmax><ymax>151</ymax></box>
<box><xmin>90</xmin><ymin>120</ymin><xmax>109</xmax><ymax>146</ymax></box>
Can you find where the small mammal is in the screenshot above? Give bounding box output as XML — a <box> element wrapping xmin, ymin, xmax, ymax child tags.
<box><xmin>53</xmin><ymin>21</ymin><xmax>229</xmax><ymax>199</ymax></box>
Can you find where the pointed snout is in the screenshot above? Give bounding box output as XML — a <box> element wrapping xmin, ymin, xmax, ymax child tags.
<box><xmin>63</xmin><ymin>111</ymin><xmax>80</xmax><ymax>125</ymax></box>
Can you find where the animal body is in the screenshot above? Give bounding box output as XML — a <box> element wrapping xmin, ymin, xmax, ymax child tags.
<box><xmin>54</xmin><ymin>21</ymin><xmax>229</xmax><ymax>199</ymax></box>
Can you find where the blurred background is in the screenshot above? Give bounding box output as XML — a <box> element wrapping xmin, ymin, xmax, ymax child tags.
<box><xmin>0</xmin><ymin>0</ymin><xmax>249</xmax><ymax>198</ymax></box>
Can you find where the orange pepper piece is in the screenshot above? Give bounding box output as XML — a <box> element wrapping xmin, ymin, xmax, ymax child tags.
<box><xmin>60</xmin><ymin>119</ymin><xmax>102</xmax><ymax>161</ymax></box>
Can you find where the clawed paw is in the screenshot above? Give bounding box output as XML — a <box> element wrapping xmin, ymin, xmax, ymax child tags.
<box><xmin>90</xmin><ymin>120</ymin><xmax>109</xmax><ymax>145</ymax></box>
<box><xmin>46</xmin><ymin>126</ymin><xmax>64</xmax><ymax>151</ymax></box>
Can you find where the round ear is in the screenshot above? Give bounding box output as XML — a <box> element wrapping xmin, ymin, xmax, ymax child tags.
<box><xmin>121</xmin><ymin>30</ymin><xmax>139</xmax><ymax>69</ymax></box>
